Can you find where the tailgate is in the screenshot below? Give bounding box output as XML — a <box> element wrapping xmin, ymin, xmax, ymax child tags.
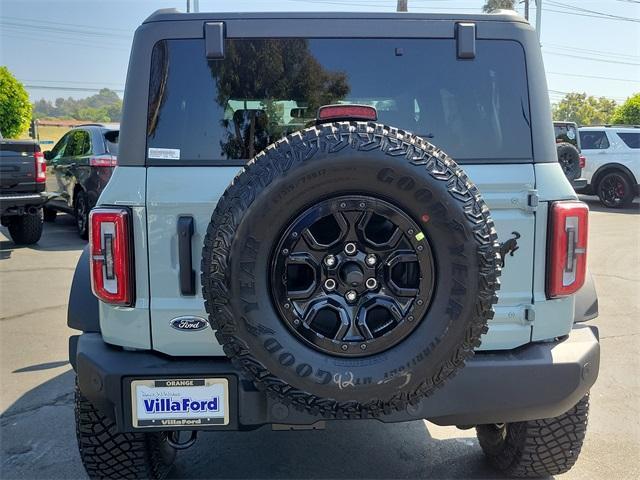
<box><xmin>0</xmin><ymin>141</ymin><xmax>38</xmax><ymax>192</ymax></box>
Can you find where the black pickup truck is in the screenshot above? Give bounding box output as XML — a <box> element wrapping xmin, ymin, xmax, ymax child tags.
<box><xmin>0</xmin><ymin>139</ymin><xmax>47</xmax><ymax>244</ymax></box>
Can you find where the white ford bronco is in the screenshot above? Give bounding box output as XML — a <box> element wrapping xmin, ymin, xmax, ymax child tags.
<box><xmin>68</xmin><ymin>9</ymin><xmax>600</xmax><ymax>479</ymax></box>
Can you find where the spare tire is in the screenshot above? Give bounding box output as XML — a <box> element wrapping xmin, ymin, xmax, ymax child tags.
<box><xmin>557</xmin><ymin>142</ymin><xmax>581</xmax><ymax>181</ymax></box>
<box><xmin>201</xmin><ymin>122</ymin><xmax>500</xmax><ymax>418</ymax></box>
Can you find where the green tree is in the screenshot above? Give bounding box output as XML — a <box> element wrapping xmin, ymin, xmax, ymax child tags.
<box><xmin>610</xmin><ymin>93</ymin><xmax>640</xmax><ymax>125</ymax></box>
<box><xmin>0</xmin><ymin>66</ymin><xmax>32</xmax><ymax>138</ymax></box>
<box><xmin>482</xmin><ymin>0</ymin><xmax>516</xmax><ymax>13</ymax></box>
<box><xmin>552</xmin><ymin>92</ymin><xmax>617</xmax><ymax>126</ymax></box>
<box><xmin>32</xmin><ymin>88</ymin><xmax>122</xmax><ymax>122</ymax></box>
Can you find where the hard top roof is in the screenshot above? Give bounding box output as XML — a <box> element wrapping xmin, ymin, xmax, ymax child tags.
<box><xmin>143</xmin><ymin>8</ymin><xmax>528</xmax><ymax>25</ymax></box>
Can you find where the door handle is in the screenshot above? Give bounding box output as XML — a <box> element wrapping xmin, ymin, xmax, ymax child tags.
<box><xmin>177</xmin><ymin>216</ymin><xmax>195</xmax><ymax>295</ymax></box>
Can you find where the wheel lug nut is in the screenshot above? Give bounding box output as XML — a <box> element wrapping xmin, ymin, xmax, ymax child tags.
<box><xmin>344</xmin><ymin>243</ymin><xmax>357</xmax><ymax>255</ymax></box>
<box><xmin>345</xmin><ymin>290</ymin><xmax>357</xmax><ymax>303</ymax></box>
<box><xmin>324</xmin><ymin>279</ymin><xmax>336</xmax><ymax>291</ymax></box>
<box><xmin>324</xmin><ymin>254</ymin><xmax>337</xmax><ymax>267</ymax></box>
<box><xmin>365</xmin><ymin>254</ymin><xmax>377</xmax><ymax>266</ymax></box>
<box><xmin>365</xmin><ymin>278</ymin><xmax>378</xmax><ymax>290</ymax></box>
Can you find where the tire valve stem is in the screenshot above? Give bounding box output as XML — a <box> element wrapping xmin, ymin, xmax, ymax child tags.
<box><xmin>341</xmin><ymin>344</ymin><xmax>348</xmax><ymax>351</ymax></box>
<box><xmin>360</xmin><ymin>343</ymin><xmax>367</xmax><ymax>350</ymax></box>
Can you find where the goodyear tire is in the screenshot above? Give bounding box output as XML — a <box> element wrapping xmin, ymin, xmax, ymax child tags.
<box><xmin>75</xmin><ymin>382</ymin><xmax>176</xmax><ymax>479</ymax></box>
<box><xmin>201</xmin><ymin>122</ymin><xmax>500</xmax><ymax>418</ymax></box>
<box><xmin>556</xmin><ymin>142</ymin><xmax>581</xmax><ymax>181</ymax></box>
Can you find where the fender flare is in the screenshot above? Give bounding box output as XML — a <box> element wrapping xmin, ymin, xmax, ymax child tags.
<box><xmin>574</xmin><ymin>272</ymin><xmax>598</xmax><ymax>323</ymax></box>
<box><xmin>67</xmin><ymin>245</ymin><xmax>100</xmax><ymax>333</ymax></box>
<box><xmin>591</xmin><ymin>163</ymin><xmax>638</xmax><ymax>190</ymax></box>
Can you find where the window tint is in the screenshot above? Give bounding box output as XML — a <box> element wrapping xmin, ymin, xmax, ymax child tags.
<box><xmin>617</xmin><ymin>132</ymin><xmax>639</xmax><ymax>149</ymax></box>
<box><xmin>147</xmin><ymin>38</ymin><xmax>532</xmax><ymax>163</ymax></box>
<box><xmin>49</xmin><ymin>133</ymin><xmax>70</xmax><ymax>160</ymax></box>
<box><xmin>104</xmin><ymin>130</ymin><xmax>119</xmax><ymax>155</ymax></box>
<box><xmin>579</xmin><ymin>131</ymin><xmax>610</xmax><ymax>150</ymax></box>
<box><xmin>65</xmin><ymin>130</ymin><xmax>91</xmax><ymax>156</ymax></box>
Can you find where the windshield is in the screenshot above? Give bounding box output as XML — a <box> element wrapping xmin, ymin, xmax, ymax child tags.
<box><xmin>147</xmin><ymin>38</ymin><xmax>532</xmax><ymax>163</ymax></box>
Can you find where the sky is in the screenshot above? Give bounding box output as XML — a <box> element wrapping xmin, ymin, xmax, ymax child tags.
<box><xmin>0</xmin><ymin>0</ymin><xmax>638</xmax><ymax>106</ymax></box>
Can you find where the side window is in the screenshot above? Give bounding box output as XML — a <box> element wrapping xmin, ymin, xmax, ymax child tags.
<box><xmin>66</xmin><ymin>130</ymin><xmax>91</xmax><ymax>156</ymax></box>
<box><xmin>579</xmin><ymin>131</ymin><xmax>610</xmax><ymax>150</ymax></box>
<box><xmin>49</xmin><ymin>133</ymin><xmax>69</xmax><ymax>160</ymax></box>
<box><xmin>617</xmin><ymin>132</ymin><xmax>640</xmax><ymax>149</ymax></box>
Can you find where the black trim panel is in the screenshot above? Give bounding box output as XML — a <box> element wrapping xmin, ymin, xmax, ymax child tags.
<box><xmin>67</xmin><ymin>245</ymin><xmax>100</xmax><ymax>333</ymax></box>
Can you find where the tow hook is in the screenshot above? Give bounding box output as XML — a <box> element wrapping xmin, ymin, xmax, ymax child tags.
<box><xmin>167</xmin><ymin>431</ymin><xmax>198</xmax><ymax>450</ymax></box>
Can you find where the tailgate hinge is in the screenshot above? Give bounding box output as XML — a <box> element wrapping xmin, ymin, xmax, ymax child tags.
<box><xmin>525</xmin><ymin>306</ymin><xmax>536</xmax><ymax>323</ymax></box>
<box><xmin>526</xmin><ymin>189</ymin><xmax>539</xmax><ymax>211</ymax></box>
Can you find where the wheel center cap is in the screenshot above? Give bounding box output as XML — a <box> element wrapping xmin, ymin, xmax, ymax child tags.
<box><xmin>340</xmin><ymin>261</ymin><xmax>364</xmax><ymax>287</ymax></box>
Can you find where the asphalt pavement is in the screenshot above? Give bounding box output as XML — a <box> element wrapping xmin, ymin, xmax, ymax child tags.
<box><xmin>1</xmin><ymin>197</ymin><xmax>638</xmax><ymax>479</ymax></box>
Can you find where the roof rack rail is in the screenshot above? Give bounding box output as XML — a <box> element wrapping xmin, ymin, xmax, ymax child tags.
<box><xmin>585</xmin><ymin>124</ymin><xmax>640</xmax><ymax>128</ymax></box>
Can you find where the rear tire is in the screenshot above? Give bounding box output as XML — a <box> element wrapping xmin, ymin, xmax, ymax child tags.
<box><xmin>597</xmin><ymin>171</ymin><xmax>634</xmax><ymax>208</ymax></box>
<box><xmin>43</xmin><ymin>207</ymin><xmax>57</xmax><ymax>222</ymax></box>
<box><xmin>7</xmin><ymin>209</ymin><xmax>43</xmax><ymax>245</ymax></box>
<box><xmin>75</xmin><ymin>382</ymin><xmax>176</xmax><ymax>479</ymax></box>
<box><xmin>556</xmin><ymin>143</ymin><xmax>581</xmax><ymax>181</ymax></box>
<box><xmin>75</xmin><ymin>191</ymin><xmax>89</xmax><ymax>239</ymax></box>
<box><xmin>476</xmin><ymin>394</ymin><xmax>589</xmax><ymax>478</ymax></box>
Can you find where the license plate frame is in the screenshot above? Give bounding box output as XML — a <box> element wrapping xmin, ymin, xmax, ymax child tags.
<box><xmin>130</xmin><ymin>378</ymin><xmax>229</xmax><ymax>429</ymax></box>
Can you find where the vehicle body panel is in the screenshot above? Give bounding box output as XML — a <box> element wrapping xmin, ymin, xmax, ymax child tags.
<box><xmin>0</xmin><ymin>140</ymin><xmax>46</xmax><ymax>216</ymax></box>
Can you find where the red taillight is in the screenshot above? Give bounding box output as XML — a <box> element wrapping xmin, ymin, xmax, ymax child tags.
<box><xmin>317</xmin><ymin>104</ymin><xmax>378</xmax><ymax>122</ymax></box>
<box><xmin>90</xmin><ymin>208</ymin><xmax>133</xmax><ymax>306</ymax></box>
<box><xmin>547</xmin><ymin>201</ymin><xmax>589</xmax><ymax>298</ymax></box>
<box><xmin>90</xmin><ymin>155</ymin><xmax>117</xmax><ymax>167</ymax></box>
<box><xmin>34</xmin><ymin>151</ymin><xmax>46</xmax><ymax>182</ymax></box>
<box><xmin>579</xmin><ymin>154</ymin><xmax>586</xmax><ymax>169</ymax></box>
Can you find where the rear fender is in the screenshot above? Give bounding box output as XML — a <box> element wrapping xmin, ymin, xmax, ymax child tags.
<box><xmin>67</xmin><ymin>245</ymin><xmax>100</xmax><ymax>333</ymax></box>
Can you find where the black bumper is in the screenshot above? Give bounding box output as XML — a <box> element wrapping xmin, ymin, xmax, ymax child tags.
<box><xmin>70</xmin><ymin>325</ymin><xmax>600</xmax><ymax>432</ymax></box>
<box><xmin>0</xmin><ymin>192</ymin><xmax>47</xmax><ymax>215</ymax></box>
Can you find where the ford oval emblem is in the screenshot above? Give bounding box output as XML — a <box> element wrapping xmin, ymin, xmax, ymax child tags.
<box><xmin>170</xmin><ymin>316</ymin><xmax>209</xmax><ymax>332</ymax></box>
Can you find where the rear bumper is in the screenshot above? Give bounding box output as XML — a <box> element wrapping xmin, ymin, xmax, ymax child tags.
<box><xmin>571</xmin><ymin>177</ymin><xmax>588</xmax><ymax>191</ymax></box>
<box><xmin>0</xmin><ymin>192</ymin><xmax>47</xmax><ymax>215</ymax></box>
<box><xmin>71</xmin><ymin>325</ymin><xmax>600</xmax><ymax>432</ymax></box>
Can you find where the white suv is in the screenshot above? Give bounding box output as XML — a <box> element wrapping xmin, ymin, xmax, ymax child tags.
<box><xmin>578</xmin><ymin>126</ymin><xmax>640</xmax><ymax>208</ymax></box>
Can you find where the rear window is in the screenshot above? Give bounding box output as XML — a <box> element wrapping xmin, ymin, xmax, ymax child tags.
<box><xmin>579</xmin><ymin>131</ymin><xmax>610</xmax><ymax>150</ymax></box>
<box><xmin>147</xmin><ymin>38</ymin><xmax>532</xmax><ymax>164</ymax></box>
<box><xmin>0</xmin><ymin>142</ymin><xmax>35</xmax><ymax>156</ymax></box>
<box><xmin>104</xmin><ymin>130</ymin><xmax>119</xmax><ymax>155</ymax></box>
<box><xmin>617</xmin><ymin>132</ymin><xmax>639</xmax><ymax>149</ymax></box>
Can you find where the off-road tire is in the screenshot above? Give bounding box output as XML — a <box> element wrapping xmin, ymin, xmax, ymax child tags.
<box><xmin>476</xmin><ymin>394</ymin><xmax>590</xmax><ymax>478</ymax></box>
<box><xmin>8</xmin><ymin>209</ymin><xmax>43</xmax><ymax>245</ymax></box>
<box><xmin>75</xmin><ymin>190</ymin><xmax>89</xmax><ymax>239</ymax></box>
<box><xmin>556</xmin><ymin>142</ymin><xmax>581</xmax><ymax>181</ymax></box>
<box><xmin>597</xmin><ymin>171</ymin><xmax>634</xmax><ymax>208</ymax></box>
<box><xmin>75</xmin><ymin>383</ymin><xmax>176</xmax><ymax>479</ymax></box>
<box><xmin>201</xmin><ymin>122</ymin><xmax>500</xmax><ymax>418</ymax></box>
<box><xmin>43</xmin><ymin>207</ymin><xmax>57</xmax><ymax>222</ymax></box>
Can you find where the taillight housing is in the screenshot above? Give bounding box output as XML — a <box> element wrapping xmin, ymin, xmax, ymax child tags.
<box><xmin>547</xmin><ymin>201</ymin><xmax>589</xmax><ymax>298</ymax></box>
<box><xmin>90</xmin><ymin>208</ymin><xmax>134</xmax><ymax>306</ymax></box>
<box><xmin>34</xmin><ymin>151</ymin><xmax>46</xmax><ymax>182</ymax></box>
<box><xmin>579</xmin><ymin>154</ymin><xmax>586</xmax><ymax>169</ymax></box>
<box><xmin>89</xmin><ymin>155</ymin><xmax>117</xmax><ymax>167</ymax></box>
<box><xmin>317</xmin><ymin>104</ymin><xmax>378</xmax><ymax>123</ymax></box>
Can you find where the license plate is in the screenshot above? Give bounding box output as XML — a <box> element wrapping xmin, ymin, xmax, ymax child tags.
<box><xmin>131</xmin><ymin>378</ymin><xmax>229</xmax><ymax>428</ymax></box>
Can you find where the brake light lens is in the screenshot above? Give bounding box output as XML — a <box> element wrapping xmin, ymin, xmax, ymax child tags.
<box><xmin>579</xmin><ymin>154</ymin><xmax>586</xmax><ymax>169</ymax></box>
<box><xmin>547</xmin><ymin>201</ymin><xmax>589</xmax><ymax>298</ymax></box>
<box><xmin>90</xmin><ymin>208</ymin><xmax>133</xmax><ymax>305</ymax></box>
<box><xmin>34</xmin><ymin>151</ymin><xmax>46</xmax><ymax>182</ymax></box>
<box><xmin>89</xmin><ymin>155</ymin><xmax>117</xmax><ymax>167</ymax></box>
<box><xmin>317</xmin><ymin>104</ymin><xmax>378</xmax><ymax>122</ymax></box>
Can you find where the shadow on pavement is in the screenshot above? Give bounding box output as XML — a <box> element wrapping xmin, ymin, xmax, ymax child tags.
<box><xmin>0</xmin><ymin>368</ymin><xmax>501</xmax><ymax>480</ymax></box>
<box><xmin>13</xmin><ymin>361</ymin><xmax>69</xmax><ymax>373</ymax></box>
<box><xmin>0</xmin><ymin>214</ymin><xmax>86</xmax><ymax>260</ymax></box>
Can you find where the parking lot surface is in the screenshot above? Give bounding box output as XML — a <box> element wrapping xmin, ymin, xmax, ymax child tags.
<box><xmin>1</xmin><ymin>197</ymin><xmax>639</xmax><ymax>479</ymax></box>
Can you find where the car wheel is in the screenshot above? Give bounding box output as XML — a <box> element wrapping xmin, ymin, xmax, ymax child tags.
<box><xmin>476</xmin><ymin>394</ymin><xmax>589</xmax><ymax>477</ymax></box>
<box><xmin>597</xmin><ymin>171</ymin><xmax>634</xmax><ymax>208</ymax></box>
<box><xmin>7</xmin><ymin>209</ymin><xmax>43</xmax><ymax>245</ymax></box>
<box><xmin>75</xmin><ymin>191</ymin><xmax>89</xmax><ymax>239</ymax></box>
<box><xmin>201</xmin><ymin>121</ymin><xmax>501</xmax><ymax>418</ymax></box>
<box><xmin>75</xmin><ymin>381</ymin><xmax>176</xmax><ymax>479</ymax></box>
<box><xmin>43</xmin><ymin>207</ymin><xmax>57</xmax><ymax>222</ymax></box>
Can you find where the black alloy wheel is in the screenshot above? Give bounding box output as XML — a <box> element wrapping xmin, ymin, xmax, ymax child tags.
<box><xmin>271</xmin><ymin>195</ymin><xmax>435</xmax><ymax>357</ymax></box>
<box><xmin>597</xmin><ymin>172</ymin><xmax>633</xmax><ymax>208</ymax></box>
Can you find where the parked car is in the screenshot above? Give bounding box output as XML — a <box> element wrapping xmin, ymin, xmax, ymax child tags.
<box><xmin>0</xmin><ymin>137</ymin><xmax>47</xmax><ymax>244</ymax></box>
<box><xmin>577</xmin><ymin>125</ymin><xmax>639</xmax><ymax>208</ymax></box>
<box><xmin>553</xmin><ymin>121</ymin><xmax>587</xmax><ymax>189</ymax></box>
<box><xmin>68</xmin><ymin>10</ymin><xmax>599</xmax><ymax>480</ymax></box>
<box><xmin>43</xmin><ymin>124</ymin><xmax>118</xmax><ymax>237</ymax></box>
